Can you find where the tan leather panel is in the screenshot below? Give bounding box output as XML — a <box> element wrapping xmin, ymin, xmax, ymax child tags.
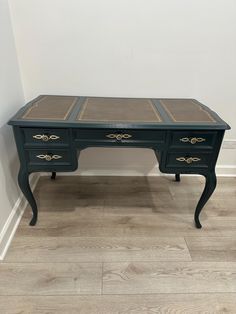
<box><xmin>160</xmin><ymin>99</ymin><xmax>215</xmax><ymax>123</ymax></box>
<box><xmin>22</xmin><ymin>96</ymin><xmax>78</xmax><ymax>120</ymax></box>
<box><xmin>77</xmin><ymin>98</ymin><xmax>162</xmax><ymax>123</ymax></box>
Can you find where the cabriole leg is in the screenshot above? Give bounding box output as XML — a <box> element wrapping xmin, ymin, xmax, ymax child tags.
<box><xmin>18</xmin><ymin>168</ymin><xmax>38</xmax><ymax>226</ymax></box>
<box><xmin>194</xmin><ymin>171</ymin><xmax>217</xmax><ymax>229</ymax></box>
<box><xmin>51</xmin><ymin>172</ymin><xmax>56</xmax><ymax>180</ymax></box>
<box><xmin>175</xmin><ymin>174</ymin><xmax>180</xmax><ymax>182</ymax></box>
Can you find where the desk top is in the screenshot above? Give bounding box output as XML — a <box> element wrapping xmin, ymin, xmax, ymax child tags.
<box><xmin>9</xmin><ymin>95</ymin><xmax>230</xmax><ymax>130</ymax></box>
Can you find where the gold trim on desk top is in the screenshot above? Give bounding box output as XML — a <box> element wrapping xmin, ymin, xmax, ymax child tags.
<box><xmin>160</xmin><ymin>99</ymin><xmax>216</xmax><ymax>123</ymax></box>
<box><xmin>77</xmin><ymin>97</ymin><xmax>162</xmax><ymax>123</ymax></box>
<box><xmin>22</xmin><ymin>96</ymin><xmax>78</xmax><ymax>121</ymax></box>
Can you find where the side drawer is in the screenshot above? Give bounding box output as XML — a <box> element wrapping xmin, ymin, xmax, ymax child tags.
<box><xmin>22</xmin><ymin>128</ymin><xmax>69</xmax><ymax>145</ymax></box>
<box><xmin>26</xmin><ymin>149</ymin><xmax>72</xmax><ymax>166</ymax></box>
<box><xmin>165</xmin><ymin>152</ymin><xmax>213</xmax><ymax>169</ymax></box>
<box><xmin>170</xmin><ymin>131</ymin><xmax>217</xmax><ymax>149</ymax></box>
<box><xmin>74</xmin><ymin>129</ymin><xmax>166</xmax><ymax>144</ymax></box>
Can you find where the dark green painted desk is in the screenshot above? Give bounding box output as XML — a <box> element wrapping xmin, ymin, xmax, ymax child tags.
<box><xmin>8</xmin><ymin>96</ymin><xmax>230</xmax><ymax>228</ymax></box>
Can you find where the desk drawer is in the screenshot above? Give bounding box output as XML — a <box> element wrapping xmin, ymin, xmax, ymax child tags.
<box><xmin>27</xmin><ymin>149</ymin><xmax>72</xmax><ymax>165</ymax></box>
<box><xmin>23</xmin><ymin>128</ymin><xmax>69</xmax><ymax>145</ymax></box>
<box><xmin>75</xmin><ymin>129</ymin><xmax>165</xmax><ymax>144</ymax></box>
<box><xmin>166</xmin><ymin>152</ymin><xmax>212</xmax><ymax>169</ymax></box>
<box><xmin>170</xmin><ymin>131</ymin><xmax>217</xmax><ymax>149</ymax></box>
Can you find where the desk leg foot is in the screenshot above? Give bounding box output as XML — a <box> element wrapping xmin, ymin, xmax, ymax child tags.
<box><xmin>29</xmin><ymin>215</ymin><xmax>37</xmax><ymax>226</ymax></box>
<box><xmin>18</xmin><ymin>168</ymin><xmax>38</xmax><ymax>226</ymax></box>
<box><xmin>51</xmin><ymin>172</ymin><xmax>56</xmax><ymax>180</ymax></box>
<box><xmin>195</xmin><ymin>218</ymin><xmax>202</xmax><ymax>229</ymax></box>
<box><xmin>194</xmin><ymin>171</ymin><xmax>216</xmax><ymax>229</ymax></box>
<box><xmin>175</xmin><ymin>174</ymin><xmax>181</xmax><ymax>182</ymax></box>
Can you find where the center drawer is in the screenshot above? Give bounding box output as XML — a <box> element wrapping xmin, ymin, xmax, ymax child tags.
<box><xmin>74</xmin><ymin>129</ymin><xmax>166</xmax><ymax>144</ymax></box>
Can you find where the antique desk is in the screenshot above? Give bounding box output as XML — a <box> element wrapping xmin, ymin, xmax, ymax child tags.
<box><xmin>8</xmin><ymin>96</ymin><xmax>230</xmax><ymax>228</ymax></box>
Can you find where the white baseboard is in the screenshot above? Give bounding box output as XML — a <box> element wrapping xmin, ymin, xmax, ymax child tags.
<box><xmin>0</xmin><ymin>173</ymin><xmax>40</xmax><ymax>260</ymax></box>
<box><xmin>42</xmin><ymin>164</ymin><xmax>236</xmax><ymax>177</ymax></box>
<box><xmin>215</xmin><ymin>165</ymin><xmax>236</xmax><ymax>176</ymax></box>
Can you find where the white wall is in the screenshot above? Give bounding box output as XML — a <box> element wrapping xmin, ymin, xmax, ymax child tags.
<box><xmin>0</xmin><ymin>0</ymin><xmax>27</xmax><ymax>257</ymax></box>
<box><xmin>8</xmin><ymin>0</ymin><xmax>236</xmax><ymax>175</ymax></box>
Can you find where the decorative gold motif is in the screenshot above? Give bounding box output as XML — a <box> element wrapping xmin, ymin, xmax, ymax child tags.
<box><xmin>36</xmin><ymin>154</ymin><xmax>62</xmax><ymax>161</ymax></box>
<box><xmin>176</xmin><ymin>157</ymin><xmax>201</xmax><ymax>164</ymax></box>
<box><xmin>180</xmin><ymin>137</ymin><xmax>206</xmax><ymax>145</ymax></box>
<box><xmin>33</xmin><ymin>134</ymin><xmax>60</xmax><ymax>142</ymax></box>
<box><xmin>106</xmin><ymin>133</ymin><xmax>132</xmax><ymax>141</ymax></box>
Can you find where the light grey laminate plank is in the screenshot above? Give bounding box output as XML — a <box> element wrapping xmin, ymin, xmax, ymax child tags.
<box><xmin>5</xmin><ymin>236</ymin><xmax>191</xmax><ymax>262</ymax></box>
<box><xmin>186</xmin><ymin>236</ymin><xmax>236</xmax><ymax>261</ymax></box>
<box><xmin>103</xmin><ymin>262</ymin><xmax>236</xmax><ymax>294</ymax></box>
<box><xmin>0</xmin><ymin>263</ymin><xmax>102</xmax><ymax>295</ymax></box>
<box><xmin>17</xmin><ymin>211</ymin><xmax>220</xmax><ymax>237</ymax></box>
<box><xmin>0</xmin><ymin>294</ymin><xmax>236</xmax><ymax>314</ymax></box>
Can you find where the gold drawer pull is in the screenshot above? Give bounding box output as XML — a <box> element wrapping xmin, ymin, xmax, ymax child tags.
<box><xmin>36</xmin><ymin>154</ymin><xmax>62</xmax><ymax>161</ymax></box>
<box><xmin>106</xmin><ymin>133</ymin><xmax>132</xmax><ymax>141</ymax></box>
<box><xmin>176</xmin><ymin>157</ymin><xmax>201</xmax><ymax>164</ymax></box>
<box><xmin>33</xmin><ymin>134</ymin><xmax>60</xmax><ymax>142</ymax></box>
<box><xmin>180</xmin><ymin>137</ymin><xmax>206</xmax><ymax>145</ymax></box>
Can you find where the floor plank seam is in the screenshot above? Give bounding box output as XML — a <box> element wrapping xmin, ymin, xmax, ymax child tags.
<box><xmin>3</xmin><ymin>260</ymin><xmax>235</xmax><ymax>264</ymax></box>
<box><xmin>101</xmin><ymin>262</ymin><xmax>104</xmax><ymax>295</ymax></box>
<box><xmin>1</xmin><ymin>259</ymin><xmax>202</xmax><ymax>264</ymax></box>
<box><xmin>183</xmin><ymin>236</ymin><xmax>193</xmax><ymax>262</ymax></box>
<box><xmin>1</xmin><ymin>292</ymin><xmax>236</xmax><ymax>297</ymax></box>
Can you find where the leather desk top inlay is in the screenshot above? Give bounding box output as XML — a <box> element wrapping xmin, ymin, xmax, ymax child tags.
<box><xmin>77</xmin><ymin>97</ymin><xmax>162</xmax><ymax>123</ymax></box>
<box><xmin>159</xmin><ymin>99</ymin><xmax>216</xmax><ymax>123</ymax></box>
<box><xmin>22</xmin><ymin>96</ymin><xmax>78</xmax><ymax>120</ymax></box>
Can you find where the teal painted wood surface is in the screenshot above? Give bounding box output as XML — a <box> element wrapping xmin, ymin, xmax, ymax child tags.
<box><xmin>8</xmin><ymin>96</ymin><xmax>230</xmax><ymax>228</ymax></box>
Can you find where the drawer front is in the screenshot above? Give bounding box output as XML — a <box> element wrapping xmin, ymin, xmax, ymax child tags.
<box><xmin>27</xmin><ymin>149</ymin><xmax>72</xmax><ymax>165</ymax></box>
<box><xmin>165</xmin><ymin>152</ymin><xmax>212</xmax><ymax>169</ymax></box>
<box><xmin>170</xmin><ymin>131</ymin><xmax>217</xmax><ymax>149</ymax></box>
<box><xmin>23</xmin><ymin>128</ymin><xmax>69</xmax><ymax>145</ymax></box>
<box><xmin>75</xmin><ymin>129</ymin><xmax>165</xmax><ymax>144</ymax></box>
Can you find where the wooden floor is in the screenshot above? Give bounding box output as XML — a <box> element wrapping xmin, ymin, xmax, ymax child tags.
<box><xmin>1</xmin><ymin>175</ymin><xmax>236</xmax><ymax>313</ymax></box>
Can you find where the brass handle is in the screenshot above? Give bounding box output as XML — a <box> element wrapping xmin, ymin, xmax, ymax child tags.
<box><xmin>106</xmin><ymin>133</ymin><xmax>132</xmax><ymax>141</ymax></box>
<box><xmin>33</xmin><ymin>134</ymin><xmax>60</xmax><ymax>142</ymax></box>
<box><xmin>36</xmin><ymin>154</ymin><xmax>62</xmax><ymax>161</ymax></box>
<box><xmin>180</xmin><ymin>137</ymin><xmax>206</xmax><ymax>145</ymax></box>
<box><xmin>176</xmin><ymin>157</ymin><xmax>201</xmax><ymax>164</ymax></box>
